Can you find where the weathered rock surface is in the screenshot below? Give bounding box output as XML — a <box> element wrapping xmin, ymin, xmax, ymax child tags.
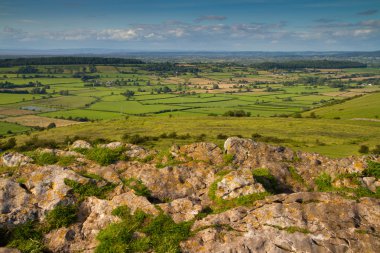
<box><xmin>170</xmin><ymin>142</ymin><xmax>223</xmax><ymax>164</ymax></box>
<box><xmin>216</xmin><ymin>168</ymin><xmax>265</xmax><ymax>200</ymax></box>
<box><xmin>124</xmin><ymin>144</ymin><xmax>155</xmax><ymax>160</ymax></box>
<box><xmin>182</xmin><ymin>192</ymin><xmax>380</xmax><ymax>253</ymax></box>
<box><xmin>1</xmin><ymin>152</ymin><xmax>33</xmax><ymax>167</ymax></box>
<box><xmin>98</xmin><ymin>142</ymin><xmax>123</xmax><ymax>149</ymax></box>
<box><xmin>71</xmin><ymin>140</ymin><xmax>92</xmax><ymax>150</ymax></box>
<box><xmin>1</xmin><ymin>138</ymin><xmax>379</xmax><ymax>252</ymax></box>
<box><xmin>159</xmin><ymin>198</ymin><xmax>203</xmax><ymax>223</ymax></box>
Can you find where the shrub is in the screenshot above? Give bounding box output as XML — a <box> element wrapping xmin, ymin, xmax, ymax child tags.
<box><xmin>371</xmin><ymin>145</ymin><xmax>380</xmax><ymax>155</ymax></box>
<box><xmin>216</xmin><ymin>133</ymin><xmax>227</xmax><ymax>140</ymax></box>
<box><xmin>359</xmin><ymin>145</ymin><xmax>369</xmax><ymax>154</ymax></box>
<box><xmin>44</xmin><ymin>204</ymin><xmax>77</xmax><ymax>231</ymax></box>
<box><xmin>223</xmin><ymin>110</ymin><xmax>251</xmax><ymax>117</ymax></box>
<box><xmin>0</xmin><ymin>137</ymin><xmax>16</xmax><ymax>151</ymax></box>
<box><xmin>46</xmin><ymin>122</ymin><xmax>56</xmax><ymax>129</ymax></box>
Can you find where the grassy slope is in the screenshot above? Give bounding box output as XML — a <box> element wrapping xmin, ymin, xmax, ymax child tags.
<box><xmin>305</xmin><ymin>92</ymin><xmax>380</xmax><ymax>119</ymax></box>
<box><xmin>11</xmin><ymin>116</ymin><xmax>380</xmax><ymax>158</ymax></box>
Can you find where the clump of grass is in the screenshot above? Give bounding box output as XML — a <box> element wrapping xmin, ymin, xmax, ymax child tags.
<box><xmin>123</xmin><ymin>178</ymin><xmax>151</xmax><ymax>198</ymax></box>
<box><xmin>96</xmin><ymin>206</ymin><xmax>192</xmax><ymax>253</ymax></box>
<box><xmin>4</xmin><ymin>221</ymin><xmax>46</xmax><ymax>253</ymax></box>
<box><xmin>223</xmin><ymin>153</ymin><xmax>234</xmax><ymax>165</ymax></box>
<box><xmin>57</xmin><ymin>155</ymin><xmax>76</xmax><ymax>166</ymax></box>
<box><xmin>33</xmin><ymin>152</ymin><xmax>58</xmax><ymax>165</ymax></box>
<box><xmin>84</xmin><ymin>147</ymin><xmax>124</xmax><ymax>166</ymax></box>
<box><xmin>268</xmin><ymin>224</ymin><xmax>310</xmax><ymax>234</ymax></box>
<box><xmin>64</xmin><ymin>178</ymin><xmax>116</xmax><ymax>201</ymax></box>
<box><xmin>363</xmin><ymin>160</ymin><xmax>380</xmax><ymax>179</ymax></box>
<box><xmin>314</xmin><ymin>172</ymin><xmax>332</xmax><ymax>191</ymax></box>
<box><xmin>288</xmin><ymin>167</ymin><xmax>305</xmax><ymax>184</ymax></box>
<box><xmin>44</xmin><ymin>204</ymin><xmax>77</xmax><ymax>231</ymax></box>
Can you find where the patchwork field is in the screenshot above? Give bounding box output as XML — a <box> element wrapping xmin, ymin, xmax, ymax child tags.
<box><xmin>0</xmin><ymin>60</ymin><xmax>379</xmax><ymax>157</ymax></box>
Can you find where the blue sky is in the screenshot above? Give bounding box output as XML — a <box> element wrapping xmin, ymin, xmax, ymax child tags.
<box><xmin>0</xmin><ymin>0</ymin><xmax>379</xmax><ymax>51</ymax></box>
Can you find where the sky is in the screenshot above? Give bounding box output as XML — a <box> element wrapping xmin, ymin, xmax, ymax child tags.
<box><xmin>0</xmin><ymin>0</ymin><xmax>379</xmax><ymax>51</ymax></box>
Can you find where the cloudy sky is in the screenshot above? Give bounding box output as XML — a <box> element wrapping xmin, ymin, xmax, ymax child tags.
<box><xmin>0</xmin><ymin>0</ymin><xmax>379</xmax><ymax>51</ymax></box>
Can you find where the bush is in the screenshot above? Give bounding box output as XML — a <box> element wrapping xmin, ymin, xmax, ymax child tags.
<box><xmin>44</xmin><ymin>204</ymin><xmax>77</xmax><ymax>231</ymax></box>
<box><xmin>223</xmin><ymin>110</ymin><xmax>251</xmax><ymax>117</ymax></box>
<box><xmin>0</xmin><ymin>137</ymin><xmax>16</xmax><ymax>151</ymax></box>
<box><xmin>216</xmin><ymin>133</ymin><xmax>227</xmax><ymax>139</ymax></box>
<box><xmin>371</xmin><ymin>145</ymin><xmax>380</xmax><ymax>155</ymax></box>
<box><xmin>46</xmin><ymin>122</ymin><xmax>56</xmax><ymax>129</ymax></box>
<box><xmin>359</xmin><ymin>145</ymin><xmax>369</xmax><ymax>154</ymax></box>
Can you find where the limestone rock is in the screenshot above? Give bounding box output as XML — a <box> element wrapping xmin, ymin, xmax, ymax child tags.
<box><xmin>0</xmin><ymin>178</ymin><xmax>38</xmax><ymax>225</ymax></box>
<box><xmin>124</xmin><ymin>144</ymin><xmax>154</xmax><ymax>160</ymax></box>
<box><xmin>159</xmin><ymin>198</ymin><xmax>203</xmax><ymax>223</ymax></box>
<box><xmin>25</xmin><ymin>166</ymin><xmax>88</xmax><ymax>213</ymax></box>
<box><xmin>216</xmin><ymin>168</ymin><xmax>265</xmax><ymax>200</ymax></box>
<box><xmin>171</xmin><ymin>142</ymin><xmax>223</xmax><ymax>164</ymax></box>
<box><xmin>182</xmin><ymin>192</ymin><xmax>380</xmax><ymax>253</ymax></box>
<box><xmin>98</xmin><ymin>142</ymin><xmax>123</xmax><ymax>149</ymax></box>
<box><xmin>71</xmin><ymin>140</ymin><xmax>92</xmax><ymax>150</ymax></box>
<box><xmin>1</xmin><ymin>152</ymin><xmax>33</xmax><ymax>167</ymax></box>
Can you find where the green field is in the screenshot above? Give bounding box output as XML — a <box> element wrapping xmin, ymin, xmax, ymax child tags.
<box><xmin>306</xmin><ymin>92</ymin><xmax>380</xmax><ymax>119</ymax></box>
<box><xmin>0</xmin><ymin>122</ymin><xmax>30</xmax><ymax>136</ymax></box>
<box><xmin>0</xmin><ymin>61</ymin><xmax>379</xmax><ymax>157</ymax></box>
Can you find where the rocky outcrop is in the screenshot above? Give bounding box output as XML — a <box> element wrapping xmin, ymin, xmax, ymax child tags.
<box><xmin>216</xmin><ymin>168</ymin><xmax>265</xmax><ymax>200</ymax></box>
<box><xmin>159</xmin><ymin>198</ymin><xmax>203</xmax><ymax>223</ymax></box>
<box><xmin>124</xmin><ymin>144</ymin><xmax>156</xmax><ymax>160</ymax></box>
<box><xmin>182</xmin><ymin>192</ymin><xmax>380</xmax><ymax>253</ymax></box>
<box><xmin>1</xmin><ymin>138</ymin><xmax>379</xmax><ymax>252</ymax></box>
<box><xmin>170</xmin><ymin>142</ymin><xmax>223</xmax><ymax>164</ymax></box>
<box><xmin>98</xmin><ymin>142</ymin><xmax>123</xmax><ymax>149</ymax></box>
<box><xmin>71</xmin><ymin>140</ymin><xmax>92</xmax><ymax>150</ymax></box>
<box><xmin>1</xmin><ymin>152</ymin><xmax>33</xmax><ymax>167</ymax></box>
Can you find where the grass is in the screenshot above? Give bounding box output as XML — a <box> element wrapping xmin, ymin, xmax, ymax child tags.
<box><xmin>208</xmin><ymin>169</ymin><xmax>271</xmax><ymax>213</ymax></box>
<box><xmin>363</xmin><ymin>160</ymin><xmax>380</xmax><ymax>179</ymax></box>
<box><xmin>83</xmin><ymin>147</ymin><xmax>125</xmax><ymax>166</ymax></box>
<box><xmin>32</xmin><ymin>152</ymin><xmax>58</xmax><ymax>165</ymax></box>
<box><xmin>10</xmin><ymin>116</ymin><xmax>380</xmax><ymax>158</ymax></box>
<box><xmin>306</xmin><ymin>92</ymin><xmax>380</xmax><ymax>119</ymax></box>
<box><xmin>252</xmin><ymin>168</ymin><xmax>281</xmax><ymax>194</ymax></box>
<box><xmin>96</xmin><ymin>206</ymin><xmax>192</xmax><ymax>253</ymax></box>
<box><xmin>44</xmin><ymin>204</ymin><xmax>77</xmax><ymax>231</ymax></box>
<box><xmin>0</xmin><ymin>121</ymin><xmax>30</xmax><ymax>136</ymax></box>
<box><xmin>123</xmin><ymin>178</ymin><xmax>151</xmax><ymax>197</ymax></box>
<box><xmin>64</xmin><ymin>178</ymin><xmax>116</xmax><ymax>201</ymax></box>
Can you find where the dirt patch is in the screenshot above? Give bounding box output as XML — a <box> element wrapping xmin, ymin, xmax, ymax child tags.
<box><xmin>1</xmin><ymin>115</ymin><xmax>81</xmax><ymax>127</ymax></box>
<box><xmin>0</xmin><ymin>107</ymin><xmax>35</xmax><ymax>116</ymax></box>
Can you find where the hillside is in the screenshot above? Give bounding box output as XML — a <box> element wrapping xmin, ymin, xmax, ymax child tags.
<box><xmin>305</xmin><ymin>92</ymin><xmax>380</xmax><ymax>120</ymax></box>
<box><xmin>0</xmin><ymin>137</ymin><xmax>379</xmax><ymax>252</ymax></box>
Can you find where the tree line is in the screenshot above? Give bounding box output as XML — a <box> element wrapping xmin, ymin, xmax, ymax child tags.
<box><xmin>0</xmin><ymin>57</ymin><xmax>144</xmax><ymax>67</ymax></box>
<box><xmin>251</xmin><ymin>60</ymin><xmax>366</xmax><ymax>70</ymax></box>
